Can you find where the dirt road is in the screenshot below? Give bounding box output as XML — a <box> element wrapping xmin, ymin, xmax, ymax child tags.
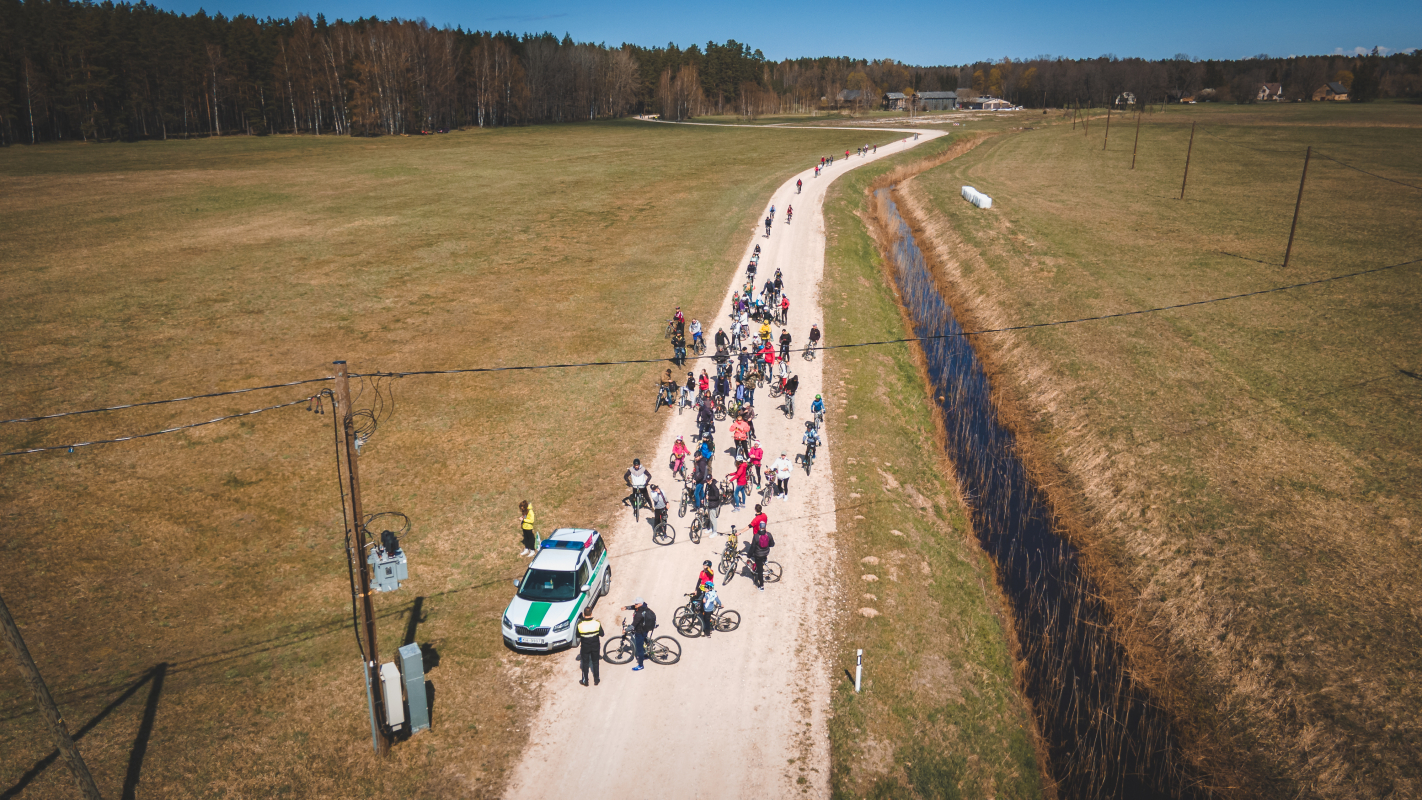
<box><xmin>506</xmin><ymin>126</ymin><xmax>946</xmax><ymax>799</ymax></box>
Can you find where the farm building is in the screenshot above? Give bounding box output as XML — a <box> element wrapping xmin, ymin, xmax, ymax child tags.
<box><xmin>884</xmin><ymin>92</ymin><xmax>907</xmax><ymax>110</ymax></box>
<box><xmin>1313</xmin><ymin>82</ymin><xmax>1349</xmax><ymax>101</ymax></box>
<box><xmin>835</xmin><ymin>89</ymin><xmax>863</xmax><ymax>107</ymax></box>
<box><xmin>918</xmin><ymin>91</ymin><xmax>958</xmax><ymax>110</ymax></box>
<box><xmin>1257</xmin><ymin>83</ymin><xmax>1284</xmax><ymax>101</ymax></box>
<box><xmin>962</xmin><ymin>95</ymin><xmax>1010</xmax><ymax>110</ymax></box>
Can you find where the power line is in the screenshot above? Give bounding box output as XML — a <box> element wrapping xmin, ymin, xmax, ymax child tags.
<box><xmin>1195</xmin><ymin>126</ymin><xmax>1299</xmax><ymax>154</ymax></box>
<box><xmin>1314</xmin><ymin>152</ymin><xmax>1422</xmax><ymax>191</ymax></box>
<box><xmin>3</xmin><ymin>254</ymin><xmax>1417</xmax><ymax>444</ymax></box>
<box><xmin>0</xmin><ymin>395</ymin><xmax>315</xmax><ymax>458</ymax></box>
<box><xmin>0</xmin><ymin>377</ymin><xmax>333</xmax><ymax>425</ymax></box>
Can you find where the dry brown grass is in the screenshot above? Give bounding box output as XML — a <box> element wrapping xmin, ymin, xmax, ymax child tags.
<box><xmin>0</xmin><ymin>120</ymin><xmax>882</xmax><ymax>798</ymax></box>
<box><xmin>898</xmin><ymin>103</ymin><xmax>1422</xmax><ymax>798</ymax></box>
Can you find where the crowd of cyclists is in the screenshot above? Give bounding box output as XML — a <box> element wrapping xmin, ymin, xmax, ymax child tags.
<box><xmin>615</xmin><ymin>180</ymin><xmax>834</xmax><ymax>659</ymax></box>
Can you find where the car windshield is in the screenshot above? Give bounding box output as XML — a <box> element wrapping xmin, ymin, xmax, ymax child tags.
<box><xmin>517</xmin><ymin>568</ymin><xmax>579</xmax><ymax>602</ymax></box>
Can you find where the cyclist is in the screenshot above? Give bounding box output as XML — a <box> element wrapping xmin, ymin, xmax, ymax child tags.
<box><xmin>807</xmin><ymin>323</ymin><xmax>821</xmax><ymax>353</ymax></box>
<box><xmin>748</xmin><ymin>503</ymin><xmax>768</xmax><ymax>537</ymax></box>
<box><xmin>763</xmin><ymin>277</ymin><xmax>776</xmax><ymax>305</ymax></box>
<box><xmin>681</xmin><ymin>371</ymin><xmax>696</xmax><ymax>408</ymax></box>
<box><xmin>796</xmin><ymin>178</ymin><xmax>802</xmax><ymax>194</ymax></box>
<box><xmin>737</xmin><ymin>347</ymin><xmax>751</xmax><ymax>382</ymax></box>
<box><xmin>696</xmin><ymin>395</ymin><xmax>715</xmax><ymax>441</ymax></box>
<box><xmin>746</xmin><ymin>259</ymin><xmax>757</xmax><ymax>281</ymax></box>
<box><xmin>673</xmin><ymin>306</ymin><xmax>685</xmax><ymax>327</ymax></box>
<box><xmin>814</xmin><ymin>164</ymin><xmax>821</xmax><ymax>178</ymax></box>
<box><xmin>715</xmin><ymin>370</ymin><xmax>731</xmax><ymax>401</ymax></box>
<box><xmin>802</xmin><ymin>420</ymin><xmax>822</xmax><ymax>462</ymax></box>
<box><xmin>703</xmin><ymin>479</ymin><xmax>722</xmax><ymax>535</ymax></box>
<box><xmin>691</xmin><ymin>451</ymin><xmax>709</xmax><ymax>509</ymax></box>
<box><xmin>778</xmin><ymin>329</ymin><xmax>792</xmax><ymax>363</ymax></box>
<box><xmin>749</xmin><ymin>526</ymin><xmax>774</xmax><ymax>591</ymax></box>
<box><xmin>727</xmin><ymin>456</ymin><xmax>750</xmax><ymax>509</ymax></box>
<box><xmin>773</xmin><ymin>270</ymin><xmax>784</xmax><ymax>299</ymax></box>
<box><xmin>623</xmin><ymin>458</ymin><xmax>651</xmax><ymax>509</ymax></box>
<box><xmin>748</xmin><ymin>440</ymin><xmax>765</xmax><ymax>486</ymax></box>
<box><xmin>694</xmin><ymin>560</ymin><xmax>718</xmax><ymax>636</ymax></box>
<box><xmin>764</xmin><ymin>216</ymin><xmax>771</xmax><ymax>236</ymax></box>
<box><xmin>650</xmin><ymin>484</ymin><xmax>669</xmax><ymax>530</ymax></box>
<box><xmin>753</xmin><ymin>244</ymin><xmax>761</xmax><ymax>258</ymax></box>
<box><xmin>697</xmin><ymin>369</ymin><xmax>711</xmax><ymax>400</ymax></box>
<box><xmin>775</xmin><ymin>358</ymin><xmax>791</xmax><ymax>392</ymax></box>
<box><xmin>769</xmin><ymin>204</ymin><xmax>775</xmax><ymax>218</ymax></box>
<box><xmin>786</xmin><ymin>205</ymin><xmax>793</xmax><ymax>223</ymax></box>
<box><xmin>714</xmin><ymin>327</ymin><xmax>729</xmax><ymax>351</ymax></box>
<box><xmin>671</xmin><ymin>329</ymin><xmax>686</xmax><ymax>367</ymax></box>
<box><xmin>779</xmin><ymin>294</ymin><xmax>790</xmax><ymax>325</ymax></box>
<box><xmin>758</xmin><ymin>318</ymin><xmax>772</xmax><ymax>345</ymax></box>
<box><xmin>658</xmin><ymin>369</ymin><xmax>678</xmax><ymax>409</ymax></box>
<box><xmin>810</xmin><ymin>394</ymin><xmax>825</xmax><ymax>426</ymax></box>
<box><xmin>783</xmin><ymin>373</ymin><xmax>800</xmax><ymax>406</ymax></box>
<box><xmin>623</xmin><ymin>599</ymin><xmax>655</xmax><ymax>671</ymax></box>
<box><xmin>730</xmin><ymin>414</ymin><xmax>751</xmax><ymax>458</ymax></box>
<box><xmin>689</xmin><ymin>318</ymin><xmax>703</xmax><ymax>351</ymax></box>
<box><xmin>670</xmin><ymin>436</ymin><xmax>690</xmax><ymax>481</ymax></box>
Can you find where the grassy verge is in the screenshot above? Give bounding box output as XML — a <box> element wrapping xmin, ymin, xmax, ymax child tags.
<box><xmin>0</xmin><ymin>120</ymin><xmax>880</xmax><ymax>798</ymax></box>
<box><xmin>901</xmin><ymin>102</ymin><xmax>1422</xmax><ymax>797</ymax></box>
<box><xmin>820</xmin><ymin>135</ymin><xmax>1042</xmax><ymax>799</ymax></box>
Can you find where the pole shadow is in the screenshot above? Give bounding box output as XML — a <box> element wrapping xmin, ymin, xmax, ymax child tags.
<box><xmin>2</xmin><ymin>662</ymin><xmax>168</xmax><ymax>800</ymax></box>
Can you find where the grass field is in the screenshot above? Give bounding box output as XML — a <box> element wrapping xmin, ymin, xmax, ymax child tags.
<box><xmin>0</xmin><ymin>120</ymin><xmax>894</xmax><ymax>798</ymax></box>
<box><xmin>898</xmin><ymin>101</ymin><xmax>1422</xmax><ymax>798</ymax></box>
<box><xmin>819</xmin><ymin>136</ymin><xmax>1043</xmax><ymax>799</ymax></box>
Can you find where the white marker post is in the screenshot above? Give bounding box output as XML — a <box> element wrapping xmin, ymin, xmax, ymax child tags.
<box><xmin>855</xmin><ymin>649</ymin><xmax>863</xmax><ymax>693</ymax></box>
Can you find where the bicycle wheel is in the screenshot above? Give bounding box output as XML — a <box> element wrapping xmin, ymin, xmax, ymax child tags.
<box><xmin>763</xmin><ymin>561</ymin><xmax>782</xmax><ymax>583</ymax></box>
<box><xmin>678</xmin><ymin>490</ymin><xmax>690</xmax><ymax>518</ymax></box>
<box><xmin>714</xmin><ymin>405</ymin><xmax>726</xmax><ymax>421</ymax></box>
<box><xmin>689</xmin><ymin>517</ymin><xmax>703</xmax><ymax>544</ymax></box>
<box><xmin>803</xmin><ymin>452</ymin><xmax>813</xmax><ymax>476</ymax></box>
<box><xmin>714</xmin><ymin>609</ymin><xmax>741</xmax><ymax>632</ymax></box>
<box><xmin>718</xmin><ymin>552</ymin><xmax>733</xmax><ymax>575</ymax></box>
<box><xmin>603</xmin><ymin>635</ymin><xmax>634</xmax><ymax>665</ymax></box>
<box><xmin>802</xmin><ymin>347</ymin><xmax>815</xmax><ymax>361</ymax></box>
<box><xmin>673</xmin><ymin>607</ymin><xmax>701</xmax><ymax>637</ymax></box>
<box><xmin>769</xmin><ymin>382</ymin><xmax>783</xmax><ymax>398</ymax></box>
<box><xmin>653</xmin><ymin>522</ymin><xmax>675</xmax><ymax>546</ymax></box>
<box><xmin>648</xmin><ymin>636</ymin><xmax>681</xmax><ymax>665</ymax></box>
<box><xmin>784</xmin><ymin>396</ymin><xmax>795</xmax><ymax>419</ymax></box>
<box><xmin>723</xmin><ymin>556</ymin><xmax>738</xmax><ymax>584</ymax></box>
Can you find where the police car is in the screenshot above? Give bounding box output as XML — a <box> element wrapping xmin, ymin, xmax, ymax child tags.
<box><xmin>502</xmin><ymin>528</ymin><xmax>611</xmax><ymax>652</ymax></box>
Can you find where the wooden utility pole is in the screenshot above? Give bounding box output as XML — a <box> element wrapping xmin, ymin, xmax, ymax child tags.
<box><xmin>1179</xmin><ymin>121</ymin><xmax>1196</xmax><ymax>200</ymax></box>
<box><xmin>0</xmin><ymin>591</ymin><xmax>103</xmax><ymax>800</ymax></box>
<box><xmin>1131</xmin><ymin>111</ymin><xmax>1143</xmax><ymax>169</ymax></box>
<box><xmin>1072</xmin><ymin>102</ymin><xmax>1078</xmax><ymax>130</ymax></box>
<box><xmin>333</xmin><ymin>360</ymin><xmax>390</xmax><ymax>756</ymax></box>
<box><xmin>1282</xmin><ymin>146</ymin><xmax>1312</xmax><ymax>269</ymax></box>
<box><xmin>1103</xmin><ymin>105</ymin><xmax>1112</xmax><ymax>150</ymax></box>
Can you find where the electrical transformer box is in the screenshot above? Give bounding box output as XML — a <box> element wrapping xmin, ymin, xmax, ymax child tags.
<box><xmin>398</xmin><ymin>643</ymin><xmax>430</xmax><ymax>734</ymax></box>
<box><xmin>369</xmin><ymin>546</ymin><xmax>408</xmax><ymax>592</ymax></box>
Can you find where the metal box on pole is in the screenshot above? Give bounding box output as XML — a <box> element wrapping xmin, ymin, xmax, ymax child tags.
<box><xmin>397</xmin><ymin>643</ymin><xmax>430</xmax><ymax>734</ymax></box>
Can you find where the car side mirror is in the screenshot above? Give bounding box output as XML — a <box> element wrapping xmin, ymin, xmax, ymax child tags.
<box><xmin>512</xmin><ymin>580</ymin><xmax>520</xmax><ymax>589</ymax></box>
<box><xmin>581</xmin><ymin>584</ymin><xmax>591</xmax><ymax>593</ymax></box>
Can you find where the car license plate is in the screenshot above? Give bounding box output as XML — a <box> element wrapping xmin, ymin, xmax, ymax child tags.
<box><xmin>518</xmin><ymin>637</ymin><xmax>542</xmax><ymax>644</ymax></box>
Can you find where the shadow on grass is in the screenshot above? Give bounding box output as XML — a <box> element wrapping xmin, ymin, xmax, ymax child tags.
<box><xmin>3</xmin><ymin>662</ymin><xmax>167</xmax><ymax>800</ymax></box>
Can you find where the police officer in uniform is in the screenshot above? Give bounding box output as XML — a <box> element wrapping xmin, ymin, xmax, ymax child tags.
<box><xmin>576</xmin><ymin>608</ymin><xmax>603</xmax><ymax>686</ymax></box>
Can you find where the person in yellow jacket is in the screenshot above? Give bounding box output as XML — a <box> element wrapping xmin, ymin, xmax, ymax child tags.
<box><xmin>519</xmin><ymin>500</ymin><xmax>536</xmax><ymax>556</ymax></box>
<box><xmin>576</xmin><ymin>609</ymin><xmax>603</xmax><ymax>686</ymax></box>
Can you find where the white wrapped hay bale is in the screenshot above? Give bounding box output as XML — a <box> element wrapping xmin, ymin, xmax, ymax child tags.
<box><xmin>961</xmin><ymin>185</ymin><xmax>993</xmax><ymax>209</ymax></box>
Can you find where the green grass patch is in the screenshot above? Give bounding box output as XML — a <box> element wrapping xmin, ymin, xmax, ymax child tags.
<box><xmin>905</xmin><ymin>101</ymin><xmax>1422</xmax><ymax>797</ymax></box>
<box><xmin>821</xmin><ymin>135</ymin><xmax>1042</xmax><ymax>799</ymax></box>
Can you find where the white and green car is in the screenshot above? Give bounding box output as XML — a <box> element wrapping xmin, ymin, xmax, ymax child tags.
<box><xmin>502</xmin><ymin>528</ymin><xmax>611</xmax><ymax>652</ymax></box>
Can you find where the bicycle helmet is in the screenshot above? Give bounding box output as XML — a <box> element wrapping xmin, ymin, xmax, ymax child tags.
<box><xmin>702</xmin><ymin>560</ymin><xmax>713</xmax><ymax>568</ymax></box>
<box><xmin>633</xmin><ymin>458</ymin><xmax>641</xmax><ymax>467</ymax></box>
<box><xmin>805</xmin><ymin>421</ymin><xmax>813</xmax><ymax>428</ymax></box>
<box><xmin>816</xmin><ymin>394</ymin><xmax>822</xmax><ymax>400</ymax></box>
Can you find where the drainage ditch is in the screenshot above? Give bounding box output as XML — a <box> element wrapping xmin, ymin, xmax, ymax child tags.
<box><xmin>877</xmin><ymin>188</ymin><xmax>1209</xmax><ymax>800</ymax></box>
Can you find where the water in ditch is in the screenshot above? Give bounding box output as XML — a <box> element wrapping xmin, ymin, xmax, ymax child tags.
<box><xmin>877</xmin><ymin>189</ymin><xmax>1209</xmax><ymax>800</ymax></box>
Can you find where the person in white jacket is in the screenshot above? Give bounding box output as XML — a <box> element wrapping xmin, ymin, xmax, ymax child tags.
<box><xmin>770</xmin><ymin>452</ymin><xmax>794</xmax><ymax>500</ymax></box>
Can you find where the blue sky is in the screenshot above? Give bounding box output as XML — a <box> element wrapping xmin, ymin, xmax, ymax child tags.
<box><xmin>149</xmin><ymin>0</ymin><xmax>1419</xmax><ymax>64</ymax></box>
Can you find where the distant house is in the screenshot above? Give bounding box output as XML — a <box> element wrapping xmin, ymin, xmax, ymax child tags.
<box><xmin>884</xmin><ymin>92</ymin><xmax>908</xmax><ymax>111</ymax></box>
<box><xmin>1114</xmin><ymin>92</ymin><xmax>1137</xmax><ymax>106</ymax></box>
<box><xmin>1313</xmin><ymin>82</ymin><xmax>1349</xmax><ymax>101</ymax></box>
<box><xmin>835</xmin><ymin>89</ymin><xmax>864</xmax><ymax>108</ymax></box>
<box><xmin>962</xmin><ymin>95</ymin><xmax>1010</xmax><ymax>110</ymax></box>
<box><xmin>1257</xmin><ymin>83</ymin><xmax>1283</xmax><ymax>101</ymax></box>
<box><xmin>917</xmin><ymin>91</ymin><xmax>958</xmax><ymax>111</ymax></box>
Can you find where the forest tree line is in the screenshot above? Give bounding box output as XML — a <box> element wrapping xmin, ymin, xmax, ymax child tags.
<box><xmin>1</xmin><ymin>0</ymin><xmax>1419</xmax><ymax>144</ymax></box>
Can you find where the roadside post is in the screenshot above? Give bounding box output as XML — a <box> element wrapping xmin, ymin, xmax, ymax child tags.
<box><xmin>855</xmin><ymin>649</ymin><xmax>863</xmax><ymax>693</ymax></box>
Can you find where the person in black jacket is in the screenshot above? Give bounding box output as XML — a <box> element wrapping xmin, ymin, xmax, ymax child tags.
<box><xmin>697</xmin><ymin>398</ymin><xmax>715</xmax><ymax>441</ymax></box>
<box><xmin>750</xmin><ymin>527</ymin><xmax>775</xmax><ymax>590</ymax></box>
<box><xmin>575</xmin><ymin>609</ymin><xmax>603</xmax><ymax>686</ymax></box>
<box><xmin>778</xmin><ymin>329</ymin><xmax>792</xmax><ymax>363</ymax></box>
<box><xmin>714</xmin><ymin>328</ymin><xmax>729</xmax><ymax>350</ymax></box>
<box><xmin>623</xmin><ymin>599</ymin><xmax>656</xmax><ymax>671</ymax></box>
<box><xmin>703</xmin><ymin>479</ymin><xmax>722</xmax><ymax>535</ymax></box>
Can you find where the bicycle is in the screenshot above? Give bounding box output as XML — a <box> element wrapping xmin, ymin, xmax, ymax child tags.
<box><xmin>664</xmin><ymin>319</ymin><xmax>677</xmax><ymax>339</ymax></box>
<box><xmin>603</xmin><ymin>620</ymin><xmax>681</xmax><ymax>665</ymax></box>
<box><xmin>691</xmin><ymin>336</ymin><xmax>707</xmax><ymax>356</ymax></box>
<box><xmin>669</xmin><ymin>454</ymin><xmax>687</xmax><ymax>483</ymax></box>
<box><xmin>713</xmin><ymin>395</ymin><xmax>727</xmax><ymax>422</ymax></box>
<box><xmin>654</xmin><ymin>384</ymin><xmax>675</xmax><ymax>413</ymax></box>
<box><xmin>686</xmin><ymin>506</ymin><xmax>711</xmax><ymax>544</ymax></box>
<box><xmin>717</xmin><ymin>531</ymin><xmax>741</xmax><ymax>575</ymax></box>
<box><xmin>678</xmin><ymin>483</ymin><xmax>694</xmax><ymax>518</ymax></box>
<box><xmin>795</xmin><ymin>439</ymin><xmax>817</xmax><ymax>476</ymax></box>
<box><xmin>783</xmin><ymin>392</ymin><xmax>795</xmax><ymax>419</ymax></box>
<box><xmin>775</xmin><ymin>308</ymin><xmax>787</xmax><ymax>326</ymax></box>
<box><xmin>628</xmin><ymin>486</ymin><xmax>649</xmax><ymax>521</ymax></box>
<box><xmin>802</xmin><ymin>343</ymin><xmax>817</xmax><ymax>361</ymax></box>
<box><xmin>653</xmin><ymin>517</ymin><xmax>676</xmax><ymax>545</ymax></box>
<box><xmin>768</xmin><ymin>379</ymin><xmax>784</xmax><ymax>399</ymax></box>
<box><xmin>673</xmin><ymin>593</ymin><xmax>741</xmax><ymax>638</ymax></box>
